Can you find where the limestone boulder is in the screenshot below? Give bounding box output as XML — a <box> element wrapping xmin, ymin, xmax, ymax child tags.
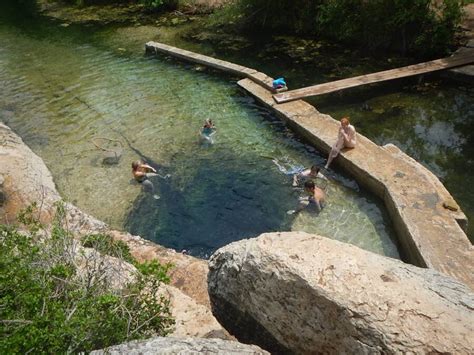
<box><xmin>163</xmin><ymin>284</ymin><xmax>232</xmax><ymax>339</ymax></box>
<box><xmin>91</xmin><ymin>336</ymin><xmax>268</xmax><ymax>354</ymax></box>
<box><xmin>0</xmin><ymin>123</ymin><xmax>60</xmax><ymax>224</ymax></box>
<box><xmin>208</xmin><ymin>232</ymin><xmax>474</xmax><ymax>354</ymax></box>
<box><xmin>0</xmin><ymin>124</ymin><xmax>210</xmax><ymax>311</ymax></box>
<box><xmin>63</xmin><ymin>203</ymin><xmax>210</xmax><ymax>309</ymax></box>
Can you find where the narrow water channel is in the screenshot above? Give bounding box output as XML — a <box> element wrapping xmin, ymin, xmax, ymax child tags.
<box><xmin>1</xmin><ymin>10</ymin><xmax>402</xmax><ymax>259</ymax></box>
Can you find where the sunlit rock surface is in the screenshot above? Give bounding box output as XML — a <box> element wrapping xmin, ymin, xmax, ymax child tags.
<box><xmin>92</xmin><ymin>337</ymin><xmax>268</xmax><ymax>355</ymax></box>
<box><xmin>0</xmin><ymin>122</ymin><xmax>225</xmax><ymax>339</ymax></box>
<box><xmin>208</xmin><ymin>232</ymin><xmax>474</xmax><ymax>354</ymax></box>
<box><xmin>0</xmin><ymin>122</ymin><xmax>60</xmax><ymax>224</ymax></box>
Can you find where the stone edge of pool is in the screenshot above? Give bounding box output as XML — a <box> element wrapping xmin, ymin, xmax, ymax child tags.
<box><xmin>145</xmin><ymin>41</ymin><xmax>474</xmax><ymax>290</ymax></box>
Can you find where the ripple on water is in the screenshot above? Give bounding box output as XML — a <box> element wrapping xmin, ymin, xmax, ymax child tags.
<box><xmin>0</xmin><ymin>19</ymin><xmax>400</xmax><ymax>258</ymax></box>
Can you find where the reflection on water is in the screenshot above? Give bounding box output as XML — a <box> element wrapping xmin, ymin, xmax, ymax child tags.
<box><xmin>0</xmin><ymin>14</ymin><xmax>400</xmax><ymax>258</ymax></box>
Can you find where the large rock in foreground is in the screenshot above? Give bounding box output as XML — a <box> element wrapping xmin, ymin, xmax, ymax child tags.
<box><xmin>0</xmin><ymin>123</ymin><xmax>60</xmax><ymax>224</ymax></box>
<box><xmin>91</xmin><ymin>336</ymin><xmax>268</xmax><ymax>354</ymax></box>
<box><xmin>208</xmin><ymin>232</ymin><xmax>474</xmax><ymax>354</ymax></box>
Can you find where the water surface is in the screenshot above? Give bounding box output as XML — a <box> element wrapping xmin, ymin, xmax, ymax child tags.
<box><xmin>0</xmin><ymin>12</ymin><xmax>401</xmax><ymax>258</ymax></box>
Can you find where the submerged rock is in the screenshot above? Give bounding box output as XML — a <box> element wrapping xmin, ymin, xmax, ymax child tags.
<box><xmin>102</xmin><ymin>148</ymin><xmax>122</xmax><ymax>165</ymax></box>
<box><xmin>208</xmin><ymin>232</ymin><xmax>474</xmax><ymax>354</ymax></box>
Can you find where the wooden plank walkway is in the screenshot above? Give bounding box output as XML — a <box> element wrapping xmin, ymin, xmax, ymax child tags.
<box><xmin>273</xmin><ymin>49</ymin><xmax>474</xmax><ymax>103</ymax></box>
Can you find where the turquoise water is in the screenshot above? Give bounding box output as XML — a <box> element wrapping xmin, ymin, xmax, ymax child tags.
<box><xmin>0</xmin><ymin>12</ymin><xmax>400</xmax><ymax>258</ymax></box>
<box><xmin>169</xmin><ymin>29</ymin><xmax>474</xmax><ymax>243</ymax></box>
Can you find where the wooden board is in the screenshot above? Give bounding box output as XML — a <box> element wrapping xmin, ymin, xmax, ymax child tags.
<box><xmin>273</xmin><ymin>50</ymin><xmax>474</xmax><ymax>103</ymax></box>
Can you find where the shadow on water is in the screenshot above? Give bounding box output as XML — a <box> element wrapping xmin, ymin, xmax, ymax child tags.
<box><xmin>0</xmin><ymin>0</ymin><xmax>38</xmax><ymax>21</ymax></box>
<box><xmin>124</xmin><ymin>145</ymin><xmax>295</xmax><ymax>259</ymax></box>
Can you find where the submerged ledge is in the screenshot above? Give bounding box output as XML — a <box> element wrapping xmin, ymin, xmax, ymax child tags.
<box><xmin>145</xmin><ymin>41</ymin><xmax>474</xmax><ymax>289</ymax></box>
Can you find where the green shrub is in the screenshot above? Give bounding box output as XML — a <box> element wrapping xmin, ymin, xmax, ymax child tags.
<box><xmin>136</xmin><ymin>259</ymin><xmax>173</xmax><ymax>284</ymax></box>
<box><xmin>0</xmin><ymin>205</ymin><xmax>174</xmax><ymax>353</ymax></box>
<box><xmin>81</xmin><ymin>233</ymin><xmax>135</xmax><ymax>264</ymax></box>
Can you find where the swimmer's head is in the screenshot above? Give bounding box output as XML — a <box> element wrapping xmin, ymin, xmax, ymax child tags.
<box><xmin>310</xmin><ymin>165</ymin><xmax>320</xmax><ymax>175</ymax></box>
<box><xmin>132</xmin><ymin>160</ymin><xmax>142</xmax><ymax>170</ymax></box>
<box><xmin>341</xmin><ymin>117</ymin><xmax>350</xmax><ymax>127</ymax></box>
<box><xmin>304</xmin><ymin>180</ymin><xmax>315</xmax><ymax>192</ymax></box>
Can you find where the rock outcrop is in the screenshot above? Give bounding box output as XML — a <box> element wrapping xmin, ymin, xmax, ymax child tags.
<box><xmin>91</xmin><ymin>336</ymin><xmax>268</xmax><ymax>355</ymax></box>
<box><xmin>0</xmin><ymin>122</ymin><xmax>209</xmax><ymax>307</ymax></box>
<box><xmin>0</xmin><ymin>123</ymin><xmax>61</xmax><ymax>224</ymax></box>
<box><xmin>0</xmin><ymin>122</ymin><xmax>224</xmax><ymax>339</ymax></box>
<box><xmin>208</xmin><ymin>232</ymin><xmax>474</xmax><ymax>354</ymax></box>
<box><xmin>64</xmin><ymin>206</ymin><xmax>211</xmax><ymax>309</ymax></box>
<box><xmin>237</xmin><ymin>77</ymin><xmax>474</xmax><ymax>290</ymax></box>
<box><xmin>162</xmin><ymin>284</ymin><xmax>231</xmax><ymax>339</ymax></box>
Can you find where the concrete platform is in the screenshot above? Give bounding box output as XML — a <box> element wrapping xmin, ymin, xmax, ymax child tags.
<box><xmin>444</xmin><ymin>43</ymin><xmax>474</xmax><ymax>83</ymax></box>
<box><xmin>145</xmin><ymin>41</ymin><xmax>474</xmax><ymax>290</ymax></box>
<box><xmin>238</xmin><ymin>78</ymin><xmax>473</xmax><ymax>289</ymax></box>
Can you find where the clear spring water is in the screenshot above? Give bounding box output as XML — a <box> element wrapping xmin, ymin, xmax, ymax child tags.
<box><xmin>312</xmin><ymin>83</ymin><xmax>474</xmax><ymax>243</ymax></box>
<box><xmin>0</xmin><ymin>13</ymin><xmax>401</xmax><ymax>259</ymax></box>
<box><xmin>189</xmin><ymin>33</ymin><xmax>474</xmax><ymax>244</ymax></box>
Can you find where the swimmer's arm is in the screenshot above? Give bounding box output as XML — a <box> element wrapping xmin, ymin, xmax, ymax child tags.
<box><xmin>345</xmin><ymin>126</ymin><xmax>356</xmax><ymax>143</ymax></box>
<box><xmin>142</xmin><ymin>164</ymin><xmax>156</xmax><ymax>173</ymax></box>
<box><xmin>292</xmin><ymin>174</ymin><xmax>299</xmax><ymax>186</ymax></box>
<box><xmin>340</xmin><ymin>128</ymin><xmax>350</xmax><ymax>141</ymax></box>
<box><xmin>317</xmin><ymin>172</ymin><xmax>328</xmax><ymax>181</ymax></box>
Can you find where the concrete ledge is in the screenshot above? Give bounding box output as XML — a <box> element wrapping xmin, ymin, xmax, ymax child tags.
<box><xmin>237</xmin><ymin>78</ymin><xmax>474</xmax><ymax>289</ymax></box>
<box><xmin>146</xmin><ymin>41</ymin><xmax>275</xmax><ymax>91</ymax></box>
<box><xmin>144</xmin><ymin>41</ymin><xmax>474</xmax><ymax>290</ymax></box>
<box><xmin>444</xmin><ymin>46</ymin><xmax>474</xmax><ymax>84</ymax></box>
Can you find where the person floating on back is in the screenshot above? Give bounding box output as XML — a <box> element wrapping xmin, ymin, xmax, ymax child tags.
<box><xmin>131</xmin><ymin>160</ymin><xmax>160</xmax><ymax>199</ymax></box>
<box><xmin>325</xmin><ymin>117</ymin><xmax>356</xmax><ymax>169</ymax></box>
<box><xmin>199</xmin><ymin>119</ymin><xmax>216</xmax><ymax>144</ymax></box>
<box><xmin>292</xmin><ymin>164</ymin><xmax>327</xmax><ymax>187</ymax></box>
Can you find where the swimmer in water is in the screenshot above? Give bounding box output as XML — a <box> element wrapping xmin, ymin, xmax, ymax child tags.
<box><xmin>131</xmin><ymin>160</ymin><xmax>160</xmax><ymax>199</ymax></box>
<box><xmin>292</xmin><ymin>164</ymin><xmax>327</xmax><ymax>187</ymax></box>
<box><xmin>288</xmin><ymin>180</ymin><xmax>326</xmax><ymax>215</ymax></box>
<box><xmin>199</xmin><ymin>119</ymin><xmax>216</xmax><ymax>144</ymax></box>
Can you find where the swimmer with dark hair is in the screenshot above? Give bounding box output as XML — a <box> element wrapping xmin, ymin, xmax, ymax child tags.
<box><xmin>288</xmin><ymin>180</ymin><xmax>326</xmax><ymax>215</ymax></box>
<box><xmin>292</xmin><ymin>164</ymin><xmax>327</xmax><ymax>187</ymax></box>
<box><xmin>199</xmin><ymin>119</ymin><xmax>216</xmax><ymax>144</ymax></box>
<box><xmin>131</xmin><ymin>160</ymin><xmax>160</xmax><ymax>199</ymax></box>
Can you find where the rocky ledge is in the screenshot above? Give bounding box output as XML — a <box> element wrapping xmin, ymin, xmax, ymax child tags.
<box><xmin>0</xmin><ymin>122</ymin><xmax>226</xmax><ymax>340</ymax></box>
<box><xmin>208</xmin><ymin>232</ymin><xmax>474</xmax><ymax>354</ymax></box>
<box><xmin>92</xmin><ymin>336</ymin><xmax>268</xmax><ymax>354</ymax></box>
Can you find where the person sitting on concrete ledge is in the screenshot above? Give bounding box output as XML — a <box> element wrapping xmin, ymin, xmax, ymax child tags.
<box><xmin>325</xmin><ymin>117</ymin><xmax>356</xmax><ymax>169</ymax></box>
<box><xmin>272</xmin><ymin>77</ymin><xmax>287</xmax><ymax>93</ymax></box>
